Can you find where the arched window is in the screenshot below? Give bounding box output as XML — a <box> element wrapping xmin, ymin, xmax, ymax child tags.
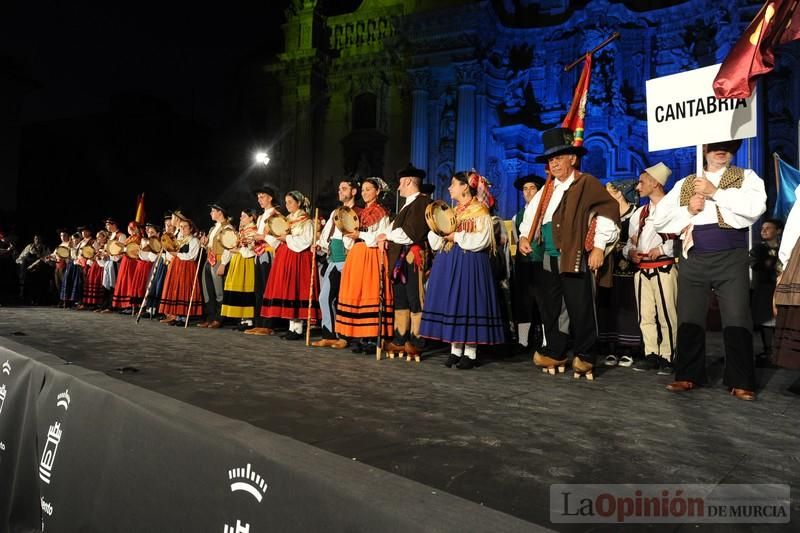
<box><xmin>352</xmin><ymin>92</ymin><xmax>377</xmax><ymax>130</ymax></box>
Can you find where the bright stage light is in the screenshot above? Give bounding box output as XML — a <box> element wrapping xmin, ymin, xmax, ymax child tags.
<box><xmin>255</xmin><ymin>152</ymin><xmax>270</xmax><ymax>166</ymax></box>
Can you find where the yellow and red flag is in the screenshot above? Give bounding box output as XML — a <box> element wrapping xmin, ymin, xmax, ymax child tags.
<box><xmin>713</xmin><ymin>0</ymin><xmax>800</xmax><ymax>98</ymax></box>
<box><xmin>562</xmin><ymin>53</ymin><xmax>592</xmax><ymax>146</ymax></box>
<box><xmin>134</xmin><ymin>193</ymin><xmax>146</xmax><ymax>224</ymax></box>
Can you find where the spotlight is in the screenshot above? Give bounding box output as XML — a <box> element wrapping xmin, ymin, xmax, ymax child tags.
<box><xmin>255</xmin><ymin>152</ymin><xmax>270</xmax><ymax>166</ymax></box>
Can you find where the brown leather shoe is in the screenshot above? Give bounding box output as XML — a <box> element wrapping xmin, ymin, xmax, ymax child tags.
<box><xmin>159</xmin><ymin>314</ymin><xmax>176</xmax><ymax>323</ymax></box>
<box><xmin>311</xmin><ymin>339</ymin><xmax>333</xmax><ymax>347</ymax></box>
<box><xmin>247</xmin><ymin>327</ymin><xmax>273</xmax><ymax>336</ymax></box>
<box><xmin>329</xmin><ymin>339</ymin><xmax>347</xmax><ymax>349</ymax></box>
<box><xmin>196</xmin><ymin>321</ymin><xmax>210</xmax><ymax>328</ymax></box>
<box><xmin>666</xmin><ymin>380</ymin><xmax>695</xmax><ymax>392</ymax></box>
<box><xmin>730</xmin><ymin>388</ymin><xmax>755</xmax><ymax>401</ymax></box>
<box><xmin>207</xmin><ymin>320</ymin><xmax>222</xmax><ymax>329</ymax></box>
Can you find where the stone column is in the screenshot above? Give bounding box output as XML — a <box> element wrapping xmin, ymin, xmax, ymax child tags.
<box><xmin>408</xmin><ymin>69</ymin><xmax>431</xmax><ymax>171</ymax></box>
<box><xmin>455</xmin><ymin>62</ymin><xmax>481</xmax><ymax>171</ymax></box>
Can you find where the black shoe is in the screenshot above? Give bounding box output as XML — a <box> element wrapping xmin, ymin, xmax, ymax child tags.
<box><xmin>119</xmin><ymin>308</ymin><xmax>133</xmax><ymax>315</ymax></box>
<box><xmin>283</xmin><ymin>331</ymin><xmax>302</xmax><ymax>341</ymax></box>
<box><xmin>633</xmin><ymin>354</ymin><xmax>660</xmax><ymax>372</ymax></box>
<box><xmin>361</xmin><ymin>342</ymin><xmax>376</xmax><ymax>354</ymax></box>
<box><xmin>656</xmin><ymin>359</ymin><xmax>674</xmax><ymax>376</ymax></box>
<box><xmin>351</xmin><ymin>341</ymin><xmax>364</xmax><ymax>354</ymax></box>
<box><xmin>456</xmin><ymin>357</ymin><xmax>475</xmax><ymax>370</ymax></box>
<box><xmin>445</xmin><ymin>354</ymin><xmax>461</xmax><ymax>368</ymax></box>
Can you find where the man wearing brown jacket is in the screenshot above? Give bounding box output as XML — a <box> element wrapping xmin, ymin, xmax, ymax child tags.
<box><xmin>518</xmin><ymin>127</ymin><xmax>620</xmax><ymax>380</ymax></box>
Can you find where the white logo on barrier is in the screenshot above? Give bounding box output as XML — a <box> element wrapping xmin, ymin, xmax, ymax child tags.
<box><xmin>223</xmin><ymin>520</ymin><xmax>250</xmax><ymax>533</ymax></box>
<box><xmin>39</xmin><ymin>422</ymin><xmax>63</xmax><ymax>484</ymax></box>
<box><xmin>40</xmin><ymin>497</ymin><xmax>53</xmax><ymax>516</ymax></box>
<box><xmin>0</xmin><ymin>441</ymin><xmax>6</xmax><ymax>451</ymax></box>
<box><xmin>56</xmin><ymin>389</ymin><xmax>71</xmax><ymax>411</ymax></box>
<box><xmin>1</xmin><ymin>360</ymin><xmax>10</xmax><ymax>375</ymax></box>
<box><xmin>228</xmin><ymin>463</ymin><xmax>268</xmax><ymax>503</ymax></box>
<box><xmin>0</xmin><ymin>384</ymin><xmax>6</xmax><ymax>415</ymax></box>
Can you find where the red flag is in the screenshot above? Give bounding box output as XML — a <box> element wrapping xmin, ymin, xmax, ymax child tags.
<box><xmin>562</xmin><ymin>54</ymin><xmax>592</xmax><ymax>146</ymax></box>
<box><xmin>134</xmin><ymin>193</ymin><xmax>146</xmax><ymax>224</ymax></box>
<box><xmin>713</xmin><ymin>0</ymin><xmax>800</xmax><ymax>98</ymax></box>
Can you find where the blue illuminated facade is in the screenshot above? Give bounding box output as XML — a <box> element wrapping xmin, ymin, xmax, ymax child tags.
<box><xmin>270</xmin><ymin>0</ymin><xmax>799</xmax><ymax>218</ymax></box>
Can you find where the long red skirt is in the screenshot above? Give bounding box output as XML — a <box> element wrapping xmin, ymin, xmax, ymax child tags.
<box><xmin>112</xmin><ymin>256</ymin><xmax>141</xmax><ymax>309</ymax></box>
<box><xmin>261</xmin><ymin>245</ymin><xmax>320</xmax><ymax>321</ymax></box>
<box><xmin>335</xmin><ymin>243</ymin><xmax>393</xmax><ymax>339</ymax></box>
<box><xmin>159</xmin><ymin>257</ymin><xmax>203</xmax><ymax>317</ymax></box>
<box><xmin>83</xmin><ymin>262</ymin><xmax>105</xmax><ymax>306</ymax></box>
<box><xmin>128</xmin><ymin>259</ymin><xmax>154</xmax><ymax>307</ymax></box>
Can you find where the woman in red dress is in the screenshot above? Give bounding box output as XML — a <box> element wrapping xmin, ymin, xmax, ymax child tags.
<box><xmin>111</xmin><ymin>222</ymin><xmax>144</xmax><ymax>312</ymax></box>
<box><xmin>159</xmin><ymin>216</ymin><xmax>203</xmax><ymax>325</ymax></box>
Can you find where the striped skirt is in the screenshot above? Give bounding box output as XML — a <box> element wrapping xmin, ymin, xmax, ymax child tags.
<box><xmin>260</xmin><ymin>245</ymin><xmax>320</xmax><ymax>321</ymax></box>
<box><xmin>222</xmin><ymin>254</ymin><xmax>256</xmax><ymax>319</ymax></box>
<box><xmin>158</xmin><ymin>257</ymin><xmax>203</xmax><ymax>317</ymax></box>
<box><xmin>82</xmin><ymin>262</ymin><xmax>105</xmax><ymax>306</ymax></box>
<box><xmin>335</xmin><ymin>242</ymin><xmax>393</xmax><ymax>339</ymax></box>
<box><xmin>112</xmin><ymin>256</ymin><xmax>146</xmax><ymax>309</ymax></box>
<box><xmin>419</xmin><ymin>244</ymin><xmax>505</xmax><ymax>345</ymax></box>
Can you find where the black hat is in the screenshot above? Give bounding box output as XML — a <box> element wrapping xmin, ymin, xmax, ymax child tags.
<box><xmin>396</xmin><ymin>163</ymin><xmax>426</xmax><ymax>180</ymax></box>
<box><xmin>145</xmin><ymin>221</ymin><xmax>159</xmax><ymax>228</ymax></box>
<box><xmin>513</xmin><ymin>174</ymin><xmax>546</xmax><ymax>191</ymax></box>
<box><xmin>535</xmin><ymin>127</ymin><xmax>588</xmax><ymax>163</ymax></box>
<box><xmin>173</xmin><ymin>210</ymin><xmax>191</xmax><ymax>223</ymax></box>
<box><xmin>163</xmin><ymin>210</ymin><xmax>174</xmax><ymax>220</ymax></box>
<box><xmin>103</xmin><ymin>217</ymin><xmax>118</xmax><ymax>226</ymax></box>
<box><xmin>252</xmin><ymin>183</ymin><xmax>277</xmax><ymax>198</ymax></box>
<box><xmin>208</xmin><ymin>202</ymin><xmax>228</xmax><ymax>216</ymax></box>
<box><xmin>420</xmin><ymin>183</ymin><xmax>435</xmax><ymax>195</ymax></box>
<box><xmin>706</xmin><ymin>139</ymin><xmax>742</xmax><ymax>154</ymax></box>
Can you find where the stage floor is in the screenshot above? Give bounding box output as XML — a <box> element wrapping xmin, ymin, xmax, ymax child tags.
<box><xmin>2</xmin><ymin>306</ymin><xmax>799</xmax><ymax>531</ymax></box>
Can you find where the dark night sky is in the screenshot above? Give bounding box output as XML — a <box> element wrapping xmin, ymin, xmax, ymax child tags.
<box><xmin>2</xmin><ymin>0</ymin><xmax>293</xmax><ymax>239</ymax></box>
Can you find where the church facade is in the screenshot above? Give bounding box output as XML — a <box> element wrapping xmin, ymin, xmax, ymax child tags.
<box><xmin>266</xmin><ymin>0</ymin><xmax>799</xmax><ymax>217</ymax></box>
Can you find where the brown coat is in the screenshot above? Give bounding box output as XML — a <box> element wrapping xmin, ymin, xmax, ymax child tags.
<box><xmin>551</xmin><ymin>172</ymin><xmax>620</xmax><ymax>287</ymax></box>
<box><xmin>387</xmin><ymin>194</ymin><xmax>432</xmax><ymax>267</ymax></box>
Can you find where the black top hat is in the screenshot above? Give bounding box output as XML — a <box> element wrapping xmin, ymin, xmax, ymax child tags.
<box><xmin>145</xmin><ymin>221</ymin><xmax>159</xmax><ymax>228</ymax></box>
<box><xmin>535</xmin><ymin>127</ymin><xmax>588</xmax><ymax>163</ymax></box>
<box><xmin>103</xmin><ymin>217</ymin><xmax>118</xmax><ymax>226</ymax></box>
<box><xmin>706</xmin><ymin>139</ymin><xmax>742</xmax><ymax>154</ymax></box>
<box><xmin>420</xmin><ymin>183</ymin><xmax>435</xmax><ymax>195</ymax></box>
<box><xmin>513</xmin><ymin>174</ymin><xmax>546</xmax><ymax>191</ymax></box>
<box><xmin>396</xmin><ymin>163</ymin><xmax>426</xmax><ymax>180</ymax></box>
<box><xmin>208</xmin><ymin>202</ymin><xmax>228</xmax><ymax>216</ymax></box>
<box><xmin>173</xmin><ymin>210</ymin><xmax>191</xmax><ymax>223</ymax></box>
<box><xmin>252</xmin><ymin>183</ymin><xmax>277</xmax><ymax>198</ymax></box>
<box><xmin>162</xmin><ymin>210</ymin><xmax>174</xmax><ymax>220</ymax></box>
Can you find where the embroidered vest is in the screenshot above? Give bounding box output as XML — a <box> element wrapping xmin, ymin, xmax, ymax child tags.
<box><xmin>678</xmin><ymin>166</ymin><xmax>744</xmax><ymax>229</ymax></box>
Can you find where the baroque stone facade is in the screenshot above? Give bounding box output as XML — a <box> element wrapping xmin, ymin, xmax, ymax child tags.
<box><xmin>267</xmin><ymin>0</ymin><xmax>799</xmax><ymax>217</ymax></box>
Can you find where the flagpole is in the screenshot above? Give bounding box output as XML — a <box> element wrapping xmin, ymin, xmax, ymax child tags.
<box><xmin>564</xmin><ymin>32</ymin><xmax>620</xmax><ymax>72</ymax></box>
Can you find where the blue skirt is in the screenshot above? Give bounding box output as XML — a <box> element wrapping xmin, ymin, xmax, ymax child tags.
<box><xmin>420</xmin><ymin>244</ymin><xmax>505</xmax><ymax>345</ymax></box>
<box><xmin>145</xmin><ymin>260</ymin><xmax>168</xmax><ymax>308</ymax></box>
<box><xmin>60</xmin><ymin>262</ymin><xmax>84</xmax><ymax>303</ymax></box>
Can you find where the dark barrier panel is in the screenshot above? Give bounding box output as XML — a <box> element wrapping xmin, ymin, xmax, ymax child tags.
<box><xmin>0</xmin><ymin>339</ymin><xmax>544</xmax><ymax>532</ymax></box>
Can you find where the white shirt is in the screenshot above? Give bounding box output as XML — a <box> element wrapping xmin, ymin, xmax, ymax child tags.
<box><xmin>428</xmin><ymin>212</ymin><xmax>493</xmax><ymax>252</ymax></box>
<box><xmin>622</xmin><ymin>201</ymin><xmax>676</xmax><ymax>259</ymax></box>
<box><xmin>345</xmin><ymin>214</ymin><xmax>392</xmax><ymax>249</ymax></box>
<box><xmin>256</xmin><ymin>207</ymin><xmax>281</xmax><ymax>251</ymax></box>
<box><xmin>388</xmin><ymin>192</ymin><xmax>422</xmax><ymax>245</ymax></box>
<box><xmin>317</xmin><ymin>213</ymin><xmax>353</xmax><ymax>252</ymax></box>
<box><xmin>519</xmin><ymin>172</ymin><xmax>619</xmax><ymax>250</ymax></box>
<box><xmin>285</xmin><ymin>212</ymin><xmax>314</xmax><ymax>253</ymax></box>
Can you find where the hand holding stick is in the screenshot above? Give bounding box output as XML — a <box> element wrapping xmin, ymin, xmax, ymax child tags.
<box><xmin>306</xmin><ymin>208</ymin><xmax>320</xmax><ymax>346</ymax></box>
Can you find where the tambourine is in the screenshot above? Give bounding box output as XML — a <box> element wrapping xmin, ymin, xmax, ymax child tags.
<box><xmin>220</xmin><ymin>228</ymin><xmax>239</xmax><ymax>250</ymax></box>
<box><xmin>425</xmin><ymin>200</ymin><xmax>457</xmax><ymax>237</ymax></box>
<box><xmin>106</xmin><ymin>240</ymin><xmax>125</xmax><ymax>257</ymax></box>
<box><xmin>80</xmin><ymin>245</ymin><xmax>96</xmax><ymax>259</ymax></box>
<box><xmin>266</xmin><ymin>213</ymin><xmax>290</xmax><ymax>237</ymax></box>
<box><xmin>332</xmin><ymin>206</ymin><xmax>359</xmax><ymax>234</ymax></box>
<box><xmin>125</xmin><ymin>242</ymin><xmax>140</xmax><ymax>259</ymax></box>
<box><xmin>145</xmin><ymin>236</ymin><xmax>163</xmax><ymax>254</ymax></box>
<box><xmin>55</xmin><ymin>245</ymin><xmax>71</xmax><ymax>259</ymax></box>
<box><xmin>160</xmin><ymin>233</ymin><xmax>178</xmax><ymax>253</ymax></box>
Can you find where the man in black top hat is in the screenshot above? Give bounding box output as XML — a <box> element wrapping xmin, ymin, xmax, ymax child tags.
<box><xmin>198</xmin><ymin>203</ymin><xmax>234</xmax><ymax>328</ymax></box>
<box><xmin>518</xmin><ymin>127</ymin><xmax>620</xmax><ymax>380</ymax></box>
<box><xmin>379</xmin><ymin>163</ymin><xmax>432</xmax><ymax>357</ymax></box>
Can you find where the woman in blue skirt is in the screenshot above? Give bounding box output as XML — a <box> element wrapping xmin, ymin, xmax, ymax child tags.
<box><xmin>420</xmin><ymin>170</ymin><xmax>506</xmax><ymax>369</ymax></box>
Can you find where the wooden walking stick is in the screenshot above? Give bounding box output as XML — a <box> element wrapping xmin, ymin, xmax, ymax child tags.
<box><xmin>136</xmin><ymin>249</ymin><xmax>164</xmax><ymax>323</ymax></box>
<box><xmin>184</xmin><ymin>244</ymin><xmax>205</xmax><ymax>329</ymax></box>
<box><xmin>306</xmin><ymin>208</ymin><xmax>320</xmax><ymax>346</ymax></box>
<box><xmin>376</xmin><ymin>246</ymin><xmax>386</xmax><ymax>361</ymax></box>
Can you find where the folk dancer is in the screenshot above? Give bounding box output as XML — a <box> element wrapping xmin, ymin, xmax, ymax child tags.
<box><xmin>15</xmin><ymin>234</ymin><xmax>48</xmax><ymax>305</ymax></box>
<box><xmin>159</xmin><ymin>214</ymin><xmax>203</xmax><ymax>325</ymax></box>
<box><xmin>380</xmin><ymin>164</ymin><xmax>432</xmax><ymax>359</ymax></box>
<box><xmin>750</xmin><ymin>218</ymin><xmax>782</xmax><ymax>365</ymax></box>
<box><xmin>774</xmin><ymin>188</ymin><xmax>800</xmax><ymax>377</ymax></box>
<box><xmin>335</xmin><ymin>178</ymin><xmax>394</xmax><ymax>354</ymax></box>
<box><xmin>311</xmin><ymin>178</ymin><xmax>360</xmax><ymax>349</ymax></box>
<box><xmin>111</xmin><ymin>222</ymin><xmax>144</xmax><ymax>313</ymax></box>
<box><xmin>260</xmin><ymin>191</ymin><xmax>321</xmax><ymax>340</ymax></box>
<box><xmin>518</xmin><ymin>127</ymin><xmax>620</xmax><ymax>380</ymax></box>
<box><xmin>621</xmin><ymin>163</ymin><xmax>678</xmax><ymax>374</ymax></box>
<box><xmin>245</xmin><ymin>185</ymin><xmax>282</xmax><ymax>335</ymax></box>
<box><xmin>135</xmin><ymin>222</ymin><xmax>163</xmax><ymax>317</ymax></box>
<box><xmin>653</xmin><ymin>140</ymin><xmax>766</xmax><ymax>400</ymax></box>
<box><xmin>72</xmin><ymin>226</ymin><xmax>95</xmax><ymax>310</ymax></box>
<box><xmin>51</xmin><ymin>229</ymin><xmax>70</xmax><ymax>301</ymax></box>
<box><xmin>99</xmin><ymin>218</ymin><xmax>127</xmax><ymax>313</ymax></box>
<box><xmin>142</xmin><ymin>212</ymin><xmax>174</xmax><ymax>318</ymax></box>
<box><xmin>59</xmin><ymin>232</ymin><xmax>84</xmax><ymax>307</ymax></box>
<box><xmin>198</xmin><ymin>203</ymin><xmax>234</xmax><ymax>328</ymax></box>
<box><xmin>220</xmin><ymin>209</ymin><xmax>259</xmax><ymax>328</ymax></box>
<box><xmin>421</xmin><ymin>171</ymin><xmax>506</xmax><ymax>369</ymax></box>
<box><xmin>510</xmin><ymin>174</ymin><xmax>546</xmax><ymax>351</ymax></box>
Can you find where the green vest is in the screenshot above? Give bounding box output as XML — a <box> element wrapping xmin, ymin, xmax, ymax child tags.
<box><xmin>515</xmin><ymin>209</ymin><xmax>544</xmax><ymax>262</ymax></box>
<box><xmin>542</xmin><ymin>223</ymin><xmax>560</xmax><ymax>257</ymax></box>
<box><xmin>329</xmin><ymin>239</ymin><xmax>346</xmax><ymax>263</ymax></box>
